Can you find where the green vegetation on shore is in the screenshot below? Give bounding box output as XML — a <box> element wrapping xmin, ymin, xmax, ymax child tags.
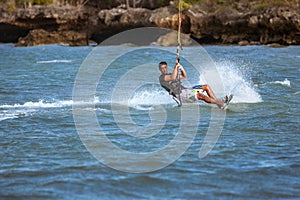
<box><xmin>185</xmin><ymin>0</ymin><xmax>299</xmax><ymax>6</ymax></box>
<box><xmin>1</xmin><ymin>0</ymin><xmax>299</xmax><ymax>10</ymax></box>
<box><xmin>182</xmin><ymin>0</ymin><xmax>299</xmax><ymax>12</ymax></box>
<box><xmin>1</xmin><ymin>0</ymin><xmax>87</xmax><ymax>8</ymax></box>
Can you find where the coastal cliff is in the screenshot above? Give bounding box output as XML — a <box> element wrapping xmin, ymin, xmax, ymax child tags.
<box><xmin>0</xmin><ymin>3</ymin><xmax>299</xmax><ymax>46</ymax></box>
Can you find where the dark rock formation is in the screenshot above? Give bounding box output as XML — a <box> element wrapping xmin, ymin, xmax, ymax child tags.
<box><xmin>0</xmin><ymin>4</ymin><xmax>299</xmax><ymax>46</ymax></box>
<box><xmin>0</xmin><ymin>6</ymin><xmax>89</xmax><ymax>46</ymax></box>
<box><xmin>186</xmin><ymin>6</ymin><xmax>300</xmax><ymax>45</ymax></box>
<box><xmin>91</xmin><ymin>7</ymin><xmax>153</xmax><ymax>43</ymax></box>
<box><xmin>86</xmin><ymin>0</ymin><xmax>170</xmax><ymax>10</ymax></box>
<box><xmin>156</xmin><ymin>31</ymin><xmax>194</xmax><ymax>46</ymax></box>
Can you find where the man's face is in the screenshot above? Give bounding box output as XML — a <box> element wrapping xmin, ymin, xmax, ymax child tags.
<box><xmin>160</xmin><ymin>64</ymin><xmax>168</xmax><ymax>75</ymax></box>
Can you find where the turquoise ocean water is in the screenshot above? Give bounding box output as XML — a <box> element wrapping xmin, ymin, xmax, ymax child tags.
<box><xmin>0</xmin><ymin>43</ymin><xmax>299</xmax><ymax>199</ymax></box>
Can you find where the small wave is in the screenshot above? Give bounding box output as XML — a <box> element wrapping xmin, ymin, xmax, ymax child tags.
<box><xmin>0</xmin><ymin>100</ymin><xmax>73</xmax><ymax>109</ymax></box>
<box><xmin>0</xmin><ymin>98</ymin><xmax>100</xmax><ymax>121</ymax></box>
<box><xmin>0</xmin><ymin>110</ymin><xmax>32</xmax><ymax>121</ymax></box>
<box><xmin>0</xmin><ymin>113</ymin><xmax>19</xmax><ymax>121</ymax></box>
<box><xmin>127</xmin><ymin>86</ymin><xmax>176</xmax><ymax>110</ymax></box>
<box><xmin>201</xmin><ymin>60</ymin><xmax>263</xmax><ymax>104</ymax></box>
<box><xmin>104</xmin><ymin>84</ymin><xmax>176</xmax><ymax>110</ymax></box>
<box><xmin>294</xmin><ymin>91</ymin><xmax>300</xmax><ymax>95</ymax></box>
<box><xmin>129</xmin><ymin>90</ymin><xmax>174</xmax><ymax>108</ymax></box>
<box><xmin>37</xmin><ymin>60</ymin><xmax>72</xmax><ymax>64</ymax></box>
<box><xmin>270</xmin><ymin>78</ymin><xmax>291</xmax><ymax>87</ymax></box>
<box><xmin>0</xmin><ymin>98</ymin><xmax>100</xmax><ymax>109</ymax></box>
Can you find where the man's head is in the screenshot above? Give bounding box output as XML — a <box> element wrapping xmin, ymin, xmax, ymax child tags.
<box><xmin>159</xmin><ymin>61</ymin><xmax>168</xmax><ymax>75</ymax></box>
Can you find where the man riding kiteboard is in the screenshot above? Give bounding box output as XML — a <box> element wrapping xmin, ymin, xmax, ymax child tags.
<box><xmin>158</xmin><ymin>60</ymin><xmax>232</xmax><ymax>109</ymax></box>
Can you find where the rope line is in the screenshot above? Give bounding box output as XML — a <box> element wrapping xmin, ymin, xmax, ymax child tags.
<box><xmin>176</xmin><ymin>0</ymin><xmax>182</xmax><ymax>60</ymax></box>
<box><xmin>176</xmin><ymin>0</ymin><xmax>183</xmax><ymax>107</ymax></box>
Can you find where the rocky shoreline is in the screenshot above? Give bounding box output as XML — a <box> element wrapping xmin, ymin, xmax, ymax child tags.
<box><xmin>0</xmin><ymin>4</ymin><xmax>299</xmax><ymax>46</ymax></box>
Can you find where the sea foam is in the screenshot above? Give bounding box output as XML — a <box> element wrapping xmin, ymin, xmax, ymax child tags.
<box><xmin>200</xmin><ymin>60</ymin><xmax>263</xmax><ymax>104</ymax></box>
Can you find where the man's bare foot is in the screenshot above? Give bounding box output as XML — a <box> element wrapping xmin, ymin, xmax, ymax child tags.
<box><xmin>217</xmin><ymin>95</ymin><xmax>228</xmax><ymax>109</ymax></box>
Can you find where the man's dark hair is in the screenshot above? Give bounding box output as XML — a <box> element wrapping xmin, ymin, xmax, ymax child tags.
<box><xmin>159</xmin><ymin>61</ymin><xmax>167</xmax><ymax>69</ymax></box>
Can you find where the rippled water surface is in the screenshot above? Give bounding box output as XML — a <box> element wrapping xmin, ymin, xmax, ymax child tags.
<box><xmin>0</xmin><ymin>44</ymin><xmax>299</xmax><ymax>199</ymax></box>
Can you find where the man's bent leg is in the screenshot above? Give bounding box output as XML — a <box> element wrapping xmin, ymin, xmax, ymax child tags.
<box><xmin>201</xmin><ymin>84</ymin><xmax>218</xmax><ymax>101</ymax></box>
<box><xmin>196</xmin><ymin>91</ymin><xmax>224</xmax><ymax>108</ymax></box>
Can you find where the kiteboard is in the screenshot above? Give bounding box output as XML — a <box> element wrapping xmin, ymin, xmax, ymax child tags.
<box><xmin>221</xmin><ymin>94</ymin><xmax>233</xmax><ymax>110</ymax></box>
